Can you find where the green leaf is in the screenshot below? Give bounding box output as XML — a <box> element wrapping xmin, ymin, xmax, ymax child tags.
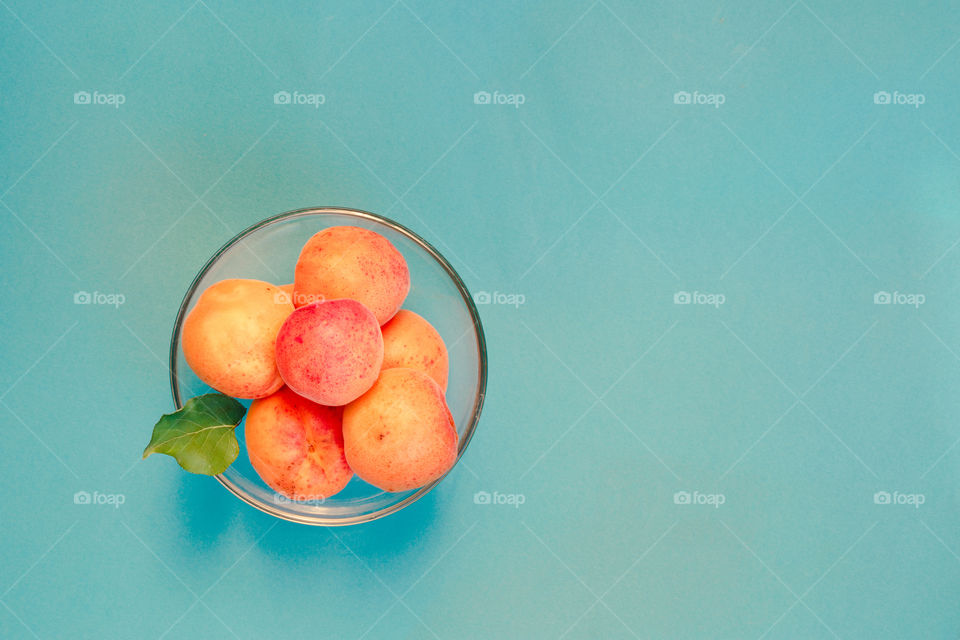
<box><xmin>143</xmin><ymin>393</ymin><xmax>246</xmax><ymax>475</ymax></box>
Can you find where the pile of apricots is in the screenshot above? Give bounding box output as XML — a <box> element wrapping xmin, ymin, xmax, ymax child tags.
<box><xmin>181</xmin><ymin>226</ymin><xmax>457</xmax><ymax>499</ymax></box>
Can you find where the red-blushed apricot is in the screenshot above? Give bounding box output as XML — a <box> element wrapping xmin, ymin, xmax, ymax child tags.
<box><xmin>343</xmin><ymin>368</ymin><xmax>458</xmax><ymax>492</ymax></box>
<box><xmin>245</xmin><ymin>387</ymin><xmax>352</xmax><ymax>500</ymax></box>
<box><xmin>380</xmin><ymin>310</ymin><xmax>449</xmax><ymax>391</ymax></box>
<box><xmin>182</xmin><ymin>279</ymin><xmax>293</xmax><ymax>399</ymax></box>
<box><xmin>294</xmin><ymin>226</ymin><xmax>410</xmax><ymax>324</ymax></box>
<box><xmin>275</xmin><ymin>299</ymin><xmax>384</xmax><ymax>406</ymax></box>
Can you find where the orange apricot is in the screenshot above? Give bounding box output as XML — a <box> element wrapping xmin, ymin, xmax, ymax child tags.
<box><xmin>294</xmin><ymin>226</ymin><xmax>409</xmax><ymax>324</ymax></box>
<box><xmin>380</xmin><ymin>310</ymin><xmax>449</xmax><ymax>391</ymax></box>
<box><xmin>245</xmin><ymin>387</ymin><xmax>352</xmax><ymax>500</ymax></box>
<box><xmin>343</xmin><ymin>368</ymin><xmax>458</xmax><ymax>492</ymax></box>
<box><xmin>182</xmin><ymin>279</ymin><xmax>292</xmax><ymax>399</ymax></box>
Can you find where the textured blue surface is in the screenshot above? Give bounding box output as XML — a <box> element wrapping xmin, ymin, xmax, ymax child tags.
<box><xmin>2</xmin><ymin>1</ymin><xmax>960</xmax><ymax>638</ymax></box>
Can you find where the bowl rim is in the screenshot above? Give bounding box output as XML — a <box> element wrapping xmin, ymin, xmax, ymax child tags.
<box><xmin>169</xmin><ymin>206</ymin><xmax>487</xmax><ymax>526</ymax></box>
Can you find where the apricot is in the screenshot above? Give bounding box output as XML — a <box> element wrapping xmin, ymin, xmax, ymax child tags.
<box><xmin>182</xmin><ymin>279</ymin><xmax>292</xmax><ymax>399</ymax></box>
<box><xmin>380</xmin><ymin>310</ymin><xmax>449</xmax><ymax>391</ymax></box>
<box><xmin>343</xmin><ymin>368</ymin><xmax>458</xmax><ymax>492</ymax></box>
<box><xmin>275</xmin><ymin>299</ymin><xmax>384</xmax><ymax>406</ymax></box>
<box><xmin>294</xmin><ymin>226</ymin><xmax>410</xmax><ymax>324</ymax></box>
<box><xmin>245</xmin><ymin>387</ymin><xmax>352</xmax><ymax>500</ymax></box>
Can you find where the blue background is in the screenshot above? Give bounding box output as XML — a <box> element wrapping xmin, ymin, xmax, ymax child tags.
<box><xmin>2</xmin><ymin>1</ymin><xmax>960</xmax><ymax>638</ymax></box>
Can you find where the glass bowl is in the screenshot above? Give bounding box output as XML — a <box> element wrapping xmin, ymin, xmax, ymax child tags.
<box><xmin>169</xmin><ymin>207</ymin><xmax>487</xmax><ymax>526</ymax></box>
